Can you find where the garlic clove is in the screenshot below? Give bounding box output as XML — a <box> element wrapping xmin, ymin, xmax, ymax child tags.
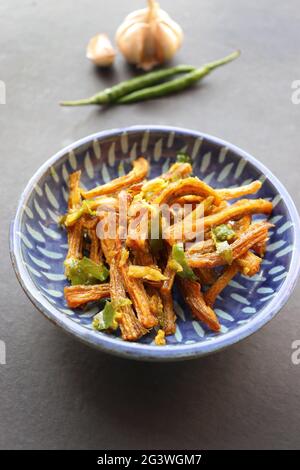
<box><xmin>86</xmin><ymin>34</ymin><xmax>116</xmax><ymax>67</ymax></box>
<box><xmin>116</xmin><ymin>0</ymin><xmax>184</xmax><ymax>70</ymax></box>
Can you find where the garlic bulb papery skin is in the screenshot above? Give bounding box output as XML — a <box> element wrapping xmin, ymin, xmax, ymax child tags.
<box><xmin>86</xmin><ymin>34</ymin><xmax>116</xmax><ymax>67</ymax></box>
<box><xmin>115</xmin><ymin>0</ymin><xmax>183</xmax><ymax>71</ymax></box>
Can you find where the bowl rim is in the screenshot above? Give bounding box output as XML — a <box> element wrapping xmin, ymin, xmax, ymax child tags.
<box><xmin>10</xmin><ymin>125</ymin><xmax>300</xmax><ymax>361</ymax></box>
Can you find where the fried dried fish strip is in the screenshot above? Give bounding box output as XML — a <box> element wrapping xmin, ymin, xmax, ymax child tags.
<box><xmin>186</xmin><ymin>222</ymin><xmax>272</xmax><ymax>268</ymax></box>
<box><xmin>178</xmin><ymin>279</ymin><xmax>221</xmax><ymax>332</ymax></box>
<box><xmin>165</xmin><ymin>196</ymin><xmax>214</xmax><ymax>245</ymax></box>
<box><xmin>160</xmin><ymin>291</ymin><xmax>177</xmax><ymax>335</ymax></box>
<box><xmin>82</xmin><ymin>157</ymin><xmax>149</xmax><ymax>199</ymax></box>
<box><xmin>200</xmin><ymin>199</ymin><xmax>272</xmax><ymax>231</ymax></box>
<box><xmin>236</xmin><ymin>251</ymin><xmax>262</xmax><ymax>276</ymax></box>
<box><xmin>120</xmin><ymin>263</ymin><xmax>158</xmax><ymax>328</ymax></box>
<box><xmin>161</xmin><ymin>162</ymin><xmax>193</xmax><ymax>181</ymax></box>
<box><xmin>172</xmin><ymin>195</ymin><xmax>204</xmax><ymax>206</ymax></box>
<box><xmin>64</xmin><ymin>283</ymin><xmax>110</xmax><ymax>308</ymax></box>
<box><xmin>186</xmin><ymin>239</ymin><xmax>215</xmax><ymax>255</ymax></box>
<box><xmin>88</xmin><ymin>227</ymin><xmax>103</xmax><ymax>264</ymax></box>
<box><xmin>195</xmin><ymin>268</ymin><xmax>217</xmax><ymax>285</ymax></box>
<box><xmin>161</xmin><ymin>250</ymin><xmax>177</xmax><ymax>294</ymax></box>
<box><xmin>253</xmin><ymin>240</ymin><xmax>267</xmax><ymax>258</ymax></box>
<box><xmin>146</xmin><ymin>286</ymin><xmax>164</xmax><ymax>318</ymax></box>
<box><xmin>153</xmin><ymin>177</ymin><xmax>222</xmax><ymax>206</ymax></box>
<box><xmin>66</xmin><ymin>171</ymin><xmax>83</xmax><ymax>263</ymax></box>
<box><xmin>66</xmin><ymin>219</ymin><xmax>83</xmax><ymax>262</ymax></box>
<box><xmin>204</xmin><ymin>263</ymin><xmax>240</xmax><ymax>307</ymax></box>
<box><xmin>110</xmin><ymin>258</ymin><xmax>146</xmax><ymax>341</ymax></box>
<box><xmin>68</xmin><ymin>171</ymin><xmax>82</xmax><ymax>210</ymax></box>
<box><xmin>216</xmin><ymin>180</ymin><xmax>262</xmax><ymax>200</ymax></box>
<box><xmin>168</xmin><ymin>199</ymin><xmax>272</xmax><ymax>244</ymax></box>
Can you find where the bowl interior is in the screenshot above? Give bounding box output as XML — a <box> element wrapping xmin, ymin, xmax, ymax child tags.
<box><xmin>11</xmin><ymin>127</ymin><xmax>298</xmax><ymax>358</ymax></box>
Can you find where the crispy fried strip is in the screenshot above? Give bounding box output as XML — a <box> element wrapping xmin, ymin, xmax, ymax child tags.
<box><xmin>64</xmin><ymin>284</ymin><xmax>110</xmax><ymax>308</ymax></box>
<box><xmin>66</xmin><ymin>171</ymin><xmax>83</xmax><ymax>262</ymax></box>
<box><xmin>120</xmin><ymin>262</ymin><xmax>158</xmax><ymax>329</ymax></box>
<box><xmin>232</xmin><ymin>215</ymin><xmax>262</xmax><ymax>275</ymax></box>
<box><xmin>178</xmin><ymin>279</ymin><xmax>221</xmax><ymax>332</ymax></box>
<box><xmin>66</xmin><ymin>219</ymin><xmax>83</xmax><ymax>261</ymax></box>
<box><xmin>68</xmin><ymin>171</ymin><xmax>82</xmax><ymax>210</ymax></box>
<box><xmin>82</xmin><ymin>157</ymin><xmax>149</xmax><ymax>199</ymax></box>
<box><xmin>236</xmin><ymin>251</ymin><xmax>262</xmax><ymax>276</ymax></box>
<box><xmin>195</xmin><ymin>268</ymin><xmax>217</xmax><ymax>285</ymax></box>
<box><xmin>253</xmin><ymin>240</ymin><xmax>267</xmax><ymax>257</ymax></box>
<box><xmin>167</xmin><ymin>199</ymin><xmax>272</xmax><ymax>245</ymax></box>
<box><xmin>161</xmin><ymin>250</ymin><xmax>177</xmax><ymax>294</ymax></box>
<box><xmin>160</xmin><ymin>291</ymin><xmax>177</xmax><ymax>335</ymax></box>
<box><xmin>153</xmin><ymin>177</ymin><xmax>222</xmax><ymax>206</ymax></box>
<box><xmin>186</xmin><ymin>222</ymin><xmax>272</xmax><ymax>268</ymax></box>
<box><xmin>88</xmin><ymin>228</ymin><xmax>103</xmax><ymax>264</ymax></box>
<box><xmin>146</xmin><ymin>286</ymin><xmax>164</xmax><ymax>318</ymax></box>
<box><xmin>164</xmin><ymin>196</ymin><xmax>214</xmax><ymax>245</ymax></box>
<box><xmin>110</xmin><ymin>258</ymin><xmax>146</xmax><ymax>341</ymax></box>
<box><xmin>204</xmin><ymin>263</ymin><xmax>240</xmax><ymax>307</ymax></box>
<box><xmin>186</xmin><ymin>239</ymin><xmax>215</xmax><ymax>255</ymax></box>
<box><xmin>172</xmin><ymin>195</ymin><xmax>204</xmax><ymax>206</ymax></box>
<box><xmin>216</xmin><ymin>180</ymin><xmax>262</xmax><ymax>200</ymax></box>
<box><xmin>161</xmin><ymin>162</ymin><xmax>193</xmax><ymax>181</ymax></box>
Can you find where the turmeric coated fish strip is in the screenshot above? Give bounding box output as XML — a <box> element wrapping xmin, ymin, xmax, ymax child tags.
<box><xmin>216</xmin><ymin>180</ymin><xmax>262</xmax><ymax>200</ymax></box>
<box><xmin>160</xmin><ymin>291</ymin><xmax>177</xmax><ymax>335</ymax></box>
<box><xmin>82</xmin><ymin>157</ymin><xmax>149</xmax><ymax>199</ymax></box>
<box><xmin>110</xmin><ymin>258</ymin><xmax>147</xmax><ymax>341</ymax></box>
<box><xmin>186</xmin><ymin>222</ymin><xmax>272</xmax><ymax>268</ymax></box>
<box><xmin>167</xmin><ymin>199</ymin><xmax>272</xmax><ymax>245</ymax></box>
<box><xmin>236</xmin><ymin>251</ymin><xmax>262</xmax><ymax>276</ymax></box>
<box><xmin>68</xmin><ymin>171</ymin><xmax>82</xmax><ymax>210</ymax></box>
<box><xmin>164</xmin><ymin>196</ymin><xmax>214</xmax><ymax>245</ymax></box>
<box><xmin>64</xmin><ymin>283</ymin><xmax>110</xmax><ymax>308</ymax></box>
<box><xmin>204</xmin><ymin>263</ymin><xmax>240</xmax><ymax>307</ymax></box>
<box><xmin>178</xmin><ymin>278</ymin><xmax>221</xmax><ymax>332</ymax></box>
<box><xmin>66</xmin><ymin>171</ymin><xmax>83</xmax><ymax>262</ymax></box>
<box><xmin>120</xmin><ymin>262</ymin><xmax>158</xmax><ymax>329</ymax></box>
<box><xmin>153</xmin><ymin>177</ymin><xmax>222</xmax><ymax>206</ymax></box>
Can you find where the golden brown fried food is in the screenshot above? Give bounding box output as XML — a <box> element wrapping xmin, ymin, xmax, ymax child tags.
<box><xmin>153</xmin><ymin>177</ymin><xmax>222</xmax><ymax>206</ymax></box>
<box><xmin>64</xmin><ymin>284</ymin><xmax>110</xmax><ymax>308</ymax></box>
<box><xmin>82</xmin><ymin>157</ymin><xmax>149</xmax><ymax>199</ymax></box>
<box><xmin>110</xmin><ymin>257</ymin><xmax>147</xmax><ymax>341</ymax></box>
<box><xmin>178</xmin><ymin>278</ymin><xmax>221</xmax><ymax>332</ymax></box>
<box><xmin>204</xmin><ymin>263</ymin><xmax>240</xmax><ymax>307</ymax></box>
<box><xmin>216</xmin><ymin>180</ymin><xmax>262</xmax><ymax>200</ymax></box>
<box><xmin>186</xmin><ymin>222</ymin><xmax>272</xmax><ymax>268</ymax></box>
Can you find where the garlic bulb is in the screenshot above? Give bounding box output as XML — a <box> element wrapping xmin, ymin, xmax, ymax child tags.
<box><xmin>86</xmin><ymin>34</ymin><xmax>116</xmax><ymax>66</ymax></box>
<box><xmin>116</xmin><ymin>0</ymin><xmax>183</xmax><ymax>71</ymax></box>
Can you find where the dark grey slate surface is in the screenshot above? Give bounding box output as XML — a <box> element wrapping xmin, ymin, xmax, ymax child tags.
<box><xmin>0</xmin><ymin>0</ymin><xmax>299</xmax><ymax>450</ymax></box>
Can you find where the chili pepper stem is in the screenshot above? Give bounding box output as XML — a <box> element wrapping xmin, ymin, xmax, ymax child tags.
<box><xmin>60</xmin><ymin>64</ymin><xmax>196</xmax><ymax>107</ymax></box>
<box><xmin>60</xmin><ymin>95</ymin><xmax>107</xmax><ymax>106</ymax></box>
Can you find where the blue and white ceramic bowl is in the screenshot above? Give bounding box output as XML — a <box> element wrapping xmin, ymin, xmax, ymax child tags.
<box><xmin>10</xmin><ymin>126</ymin><xmax>300</xmax><ymax>361</ymax></box>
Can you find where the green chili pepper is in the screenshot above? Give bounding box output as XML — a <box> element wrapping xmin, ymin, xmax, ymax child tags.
<box><xmin>65</xmin><ymin>257</ymin><xmax>109</xmax><ymax>285</ymax></box>
<box><xmin>212</xmin><ymin>224</ymin><xmax>235</xmax><ymax>242</ymax></box>
<box><xmin>171</xmin><ymin>243</ymin><xmax>197</xmax><ymax>281</ymax></box>
<box><xmin>176</xmin><ymin>153</ymin><xmax>192</xmax><ymax>164</ymax></box>
<box><xmin>93</xmin><ymin>298</ymin><xmax>131</xmax><ymax>331</ymax></box>
<box><xmin>117</xmin><ymin>51</ymin><xmax>240</xmax><ymax>104</ymax></box>
<box><xmin>60</xmin><ymin>65</ymin><xmax>196</xmax><ymax>106</ymax></box>
<box><xmin>211</xmin><ymin>224</ymin><xmax>236</xmax><ymax>265</ymax></box>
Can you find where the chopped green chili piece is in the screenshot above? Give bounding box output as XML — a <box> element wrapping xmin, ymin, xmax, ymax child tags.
<box><xmin>171</xmin><ymin>243</ymin><xmax>197</xmax><ymax>280</ymax></box>
<box><xmin>65</xmin><ymin>256</ymin><xmax>109</xmax><ymax>286</ymax></box>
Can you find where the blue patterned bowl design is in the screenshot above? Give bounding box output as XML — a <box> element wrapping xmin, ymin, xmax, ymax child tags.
<box><xmin>10</xmin><ymin>126</ymin><xmax>300</xmax><ymax>361</ymax></box>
